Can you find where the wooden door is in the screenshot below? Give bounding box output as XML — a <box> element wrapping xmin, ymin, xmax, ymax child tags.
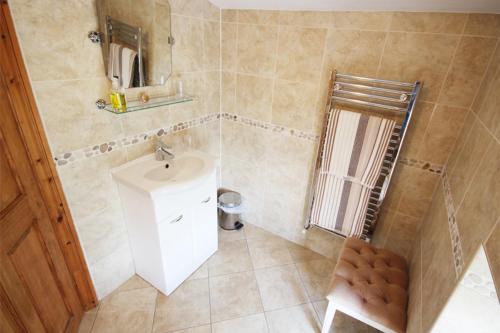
<box><xmin>0</xmin><ymin>4</ymin><xmax>85</xmax><ymax>333</ymax></box>
<box><xmin>0</xmin><ymin>51</ymin><xmax>83</xmax><ymax>333</ymax></box>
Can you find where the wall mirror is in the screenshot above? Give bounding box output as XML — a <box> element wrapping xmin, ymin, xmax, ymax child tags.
<box><xmin>96</xmin><ymin>0</ymin><xmax>173</xmax><ymax>88</ymax></box>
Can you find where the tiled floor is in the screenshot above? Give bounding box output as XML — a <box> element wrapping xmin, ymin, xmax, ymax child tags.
<box><xmin>78</xmin><ymin>224</ymin><xmax>379</xmax><ymax>333</ymax></box>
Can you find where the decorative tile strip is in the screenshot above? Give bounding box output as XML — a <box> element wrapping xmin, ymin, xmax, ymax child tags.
<box><xmin>442</xmin><ymin>168</ymin><xmax>465</xmax><ymax>278</ymax></box>
<box><xmin>398</xmin><ymin>157</ymin><xmax>444</xmax><ymax>175</ymax></box>
<box><xmin>54</xmin><ymin>113</ymin><xmax>220</xmax><ymax>167</ymax></box>
<box><xmin>221</xmin><ymin>112</ymin><xmax>319</xmax><ymax>141</ymax></box>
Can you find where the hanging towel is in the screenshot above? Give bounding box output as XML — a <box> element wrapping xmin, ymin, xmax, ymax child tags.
<box><xmin>107</xmin><ymin>43</ymin><xmax>123</xmax><ymax>81</ymax></box>
<box><xmin>120</xmin><ymin>46</ymin><xmax>138</xmax><ymax>88</ymax></box>
<box><xmin>321</xmin><ymin>109</ymin><xmax>396</xmax><ymax>188</ymax></box>
<box><xmin>310</xmin><ymin>107</ymin><xmax>396</xmax><ymax>238</ymax></box>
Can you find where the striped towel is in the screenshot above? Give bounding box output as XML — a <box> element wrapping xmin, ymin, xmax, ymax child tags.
<box><xmin>311</xmin><ymin>108</ymin><xmax>396</xmax><ymax>237</ymax></box>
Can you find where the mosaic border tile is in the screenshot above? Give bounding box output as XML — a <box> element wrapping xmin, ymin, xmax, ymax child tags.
<box><xmin>398</xmin><ymin>157</ymin><xmax>444</xmax><ymax>175</ymax></box>
<box><xmin>442</xmin><ymin>168</ymin><xmax>465</xmax><ymax>278</ymax></box>
<box><xmin>221</xmin><ymin>112</ymin><xmax>319</xmax><ymax>141</ymax></box>
<box><xmin>54</xmin><ymin>113</ymin><xmax>220</xmax><ymax>167</ymax></box>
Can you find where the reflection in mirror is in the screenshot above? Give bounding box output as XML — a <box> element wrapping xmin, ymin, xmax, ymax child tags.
<box><xmin>96</xmin><ymin>0</ymin><xmax>173</xmax><ymax>88</ymax></box>
<box><xmin>432</xmin><ymin>246</ymin><xmax>500</xmax><ymax>332</ymax></box>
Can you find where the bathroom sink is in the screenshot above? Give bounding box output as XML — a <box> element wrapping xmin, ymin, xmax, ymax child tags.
<box><xmin>112</xmin><ymin>150</ymin><xmax>216</xmax><ymax>196</ymax></box>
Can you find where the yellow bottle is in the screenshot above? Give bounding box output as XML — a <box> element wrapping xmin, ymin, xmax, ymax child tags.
<box><xmin>110</xmin><ymin>77</ymin><xmax>127</xmax><ymax>112</ymax></box>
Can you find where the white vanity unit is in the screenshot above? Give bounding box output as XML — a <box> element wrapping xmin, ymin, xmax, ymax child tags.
<box><xmin>112</xmin><ymin>150</ymin><xmax>218</xmax><ymax>295</ymax></box>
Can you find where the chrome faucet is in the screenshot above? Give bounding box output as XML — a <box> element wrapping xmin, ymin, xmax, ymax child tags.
<box><xmin>155</xmin><ymin>140</ymin><xmax>175</xmax><ymax>161</ymax></box>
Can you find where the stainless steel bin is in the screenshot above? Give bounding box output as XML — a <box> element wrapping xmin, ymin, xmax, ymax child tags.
<box><xmin>218</xmin><ymin>191</ymin><xmax>243</xmax><ymax>230</ymax></box>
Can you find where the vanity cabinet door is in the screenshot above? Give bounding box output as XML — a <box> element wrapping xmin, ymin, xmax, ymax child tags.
<box><xmin>158</xmin><ymin>211</ymin><xmax>194</xmax><ymax>294</ymax></box>
<box><xmin>192</xmin><ymin>192</ymin><xmax>218</xmax><ymax>266</ymax></box>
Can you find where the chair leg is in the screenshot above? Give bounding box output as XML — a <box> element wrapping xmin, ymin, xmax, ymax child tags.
<box><xmin>321</xmin><ymin>301</ymin><xmax>336</xmax><ymax>333</ymax></box>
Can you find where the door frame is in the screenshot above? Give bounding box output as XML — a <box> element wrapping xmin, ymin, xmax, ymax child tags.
<box><xmin>0</xmin><ymin>1</ymin><xmax>97</xmax><ymax>310</ymax></box>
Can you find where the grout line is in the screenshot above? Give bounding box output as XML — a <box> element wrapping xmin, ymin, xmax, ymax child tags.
<box><xmin>150</xmin><ymin>292</ymin><xmax>159</xmax><ymax>333</ymax></box>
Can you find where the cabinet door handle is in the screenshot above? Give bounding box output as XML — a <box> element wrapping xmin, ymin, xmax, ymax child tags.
<box><xmin>170</xmin><ymin>215</ymin><xmax>183</xmax><ymax>224</ymax></box>
<box><xmin>201</xmin><ymin>197</ymin><xmax>211</xmax><ymax>204</ymax></box>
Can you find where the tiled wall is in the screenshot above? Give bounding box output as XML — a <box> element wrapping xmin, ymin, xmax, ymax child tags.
<box><xmin>219</xmin><ymin>10</ymin><xmax>499</xmax><ymax>259</ymax></box>
<box><xmin>9</xmin><ymin>0</ymin><xmax>221</xmax><ymax>298</ymax></box>
<box><xmin>407</xmin><ymin>18</ymin><xmax>500</xmax><ymax>332</ymax></box>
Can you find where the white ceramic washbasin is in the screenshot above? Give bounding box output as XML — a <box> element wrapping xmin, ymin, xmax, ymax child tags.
<box><xmin>112</xmin><ymin>150</ymin><xmax>216</xmax><ymax>196</ymax></box>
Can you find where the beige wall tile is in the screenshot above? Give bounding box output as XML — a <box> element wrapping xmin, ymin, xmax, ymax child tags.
<box><xmin>32</xmin><ymin>79</ymin><xmax>120</xmax><ymax>155</ymax></box>
<box><xmin>10</xmin><ymin>0</ymin><xmax>104</xmax><ymax>81</ymax></box>
<box><xmin>169</xmin><ymin>0</ymin><xmax>205</xmax><ymax>18</ymax></box>
<box><xmin>222</xmin><ymin>23</ymin><xmax>238</xmax><ymax>71</ymax></box>
<box><xmin>278</xmin><ymin>11</ymin><xmax>332</xmax><ymax>27</ymax></box>
<box><xmin>331</xmin><ymin>12</ymin><xmax>393</xmax><ymax>31</ymax></box>
<box><xmin>378</xmin><ymin>33</ymin><xmax>459</xmax><ymax>102</ymax></box>
<box><xmin>383</xmin><ymin>213</ymin><xmax>421</xmax><ymax>259</ymax></box>
<box><xmin>456</xmin><ymin>142</ymin><xmax>500</xmax><ymax>265</ymax></box>
<box><xmin>449</xmin><ymin>118</ymin><xmax>493</xmax><ymax>207</ymax></box>
<box><xmin>275</xmin><ymin>26</ymin><xmax>327</xmax><ymax>82</ymax></box>
<box><xmin>172</xmin><ymin>15</ymin><xmax>204</xmax><ymax>72</ymax></box>
<box><xmin>446</xmin><ymin>110</ymin><xmax>476</xmax><ymax>171</ymax></box>
<box><xmin>203</xmin><ymin>71</ymin><xmax>221</xmax><ymax>114</ymax></box>
<box><xmin>235</xmin><ymin>74</ymin><xmax>274</xmax><ymax>121</ymax></box>
<box><xmin>439</xmin><ymin>36</ymin><xmax>497</xmax><ymax>108</ymax></box>
<box><xmin>237</xmin><ymin>24</ymin><xmax>278</xmax><ymax>77</ymax></box>
<box><xmin>390</xmin><ymin>12</ymin><xmax>467</xmax><ymax>34</ymax></box>
<box><xmin>271</xmin><ymin>80</ymin><xmax>318</xmax><ymax>131</ymax></box>
<box><xmin>238</xmin><ymin>10</ymin><xmax>280</xmax><ymax>25</ymax></box>
<box><xmin>472</xmin><ymin>42</ymin><xmax>500</xmax><ymax>113</ymax></box>
<box><xmin>421</xmin><ymin>236</ymin><xmax>456</xmax><ymax>332</ymax></box>
<box><xmin>464</xmin><ymin>14</ymin><xmax>500</xmax><ymax>37</ymax></box>
<box><xmin>396</xmin><ymin>166</ymin><xmax>440</xmax><ymax>220</ymax></box>
<box><xmin>406</xmin><ymin>235</ymin><xmax>422</xmax><ymax>333</ymax></box>
<box><xmin>324</xmin><ymin>29</ymin><xmax>386</xmax><ymax>77</ymax></box>
<box><xmin>221</xmin><ymin>9</ymin><xmax>237</xmax><ymax>22</ymax></box>
<box><xmin>400</xmin><ymin>102</ymin><xmax>434</xmax><ymax>159</ymax></box>
<box><xmin>203</xmin><ymin>21</ymin><xmax>221</xmax><ymax>71</ymax></box>
<box><xmin>417</xmin><ymin>105</ymin><xmax>468</xmax><ymax>165</ymax></box>
<box><xmin>222</xmin><ymin>72</ymin><xmax>236</xmax><ymax>113</ymax></box>
<box><xmin>475</xmin><ymin>69</ymin><xmax>500</xmax><ymax>139</ymax></box>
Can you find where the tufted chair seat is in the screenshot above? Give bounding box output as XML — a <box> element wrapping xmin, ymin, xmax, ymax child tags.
<box><xmin>321</xmin><ymin>238</ymin><xmax>409</xmax><ymax>333</ymax></box>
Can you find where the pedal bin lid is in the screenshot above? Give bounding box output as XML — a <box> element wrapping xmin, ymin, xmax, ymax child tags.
<box><xmin>218</xmin><ymin>191</ymin><xmax>241</xmax><ymax>208</ymax></box>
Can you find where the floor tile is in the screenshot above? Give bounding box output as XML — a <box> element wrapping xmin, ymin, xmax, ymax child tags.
<box><xmin>212</xmin><ymin>313</ymin><xmax>269</xmax><ymax>333</ymax></box>
<box><xmin>153</xmin><ymin>279</ymin><xmax>211</xmax><ymax>332</ymax></box>
<box><xmin>248</xmin><ymin>236</ymin><xmax>294</xmax><ymax>269</ymax></box>
<box><xmin>78</xmin><ymin>307</ymin><xmax>98</xmax><ymax>333</ymax></box>
<box><xmin>287</xmin><ymin>243</ymin><xmax>326</xmax><ymax>263</ymax></box>
<box><xmin>219</xmin><ymin>227</ymin><xmax>246</xmax><ymax>242</ymax></box>
<box><xmin>312</xmin><ymin>300</ymin><xmax>380</xmax><ymax>333</ymax></box>
<box><xmin>98</xmin><ymin>287</ymin><xmax>158</xmax><ymax>313</ymax></box>
<box><xmin>265</xmin><ymin>304</ymin><xmax>320</xmax><ymax>333</ymax></box>
<box><xmin>169</xmin><ymin>325</ymin><xmax>212</xmax><ymax>333</ymax></box>
<box><xmin>92</xmin><ymin>311</ymin><xmax>155</xmax><ymax>333</ymax></box>
<box><xmin>188</xmin><ymin>262</ymin><xmax>209</xmax><ymax>280</ymax></box>
<box><xmin>116</xmin><ymin>274</ymin><xmax>153</xmax><ymax>292</ymax></box>
<box><xmin>210</xmin><ymin>271</ymin><xmax>264</xmax><ymax>322</ymax></box>
<box><xmin>296</xmin><ymin>259</ymin><xmax>335</xmax><ymax>301</ymax></box>
<box><xmin>244</xmin><ymin>224</ymin><xmax>276</xmax><ymax>239</ymax></box>
<box><xmin>254</xmin><ymin>264</ymin><xmax>309</xmax><ymax>311</ymax></box>
<box><xmin>208</xmin><ymin>239</ymin><xmax>253</xmax><ymax>276</ymax></box>
<box><xmin>91</xmin><ymin>283</ymin><xmax>157</xmax><ymax>333</ymax></box>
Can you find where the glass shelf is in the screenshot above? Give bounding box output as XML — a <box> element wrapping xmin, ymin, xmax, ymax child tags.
<box><xmin>103</xmin><ymin>94</ymin><xmax>194</xmax><ymax>114</ymax></box>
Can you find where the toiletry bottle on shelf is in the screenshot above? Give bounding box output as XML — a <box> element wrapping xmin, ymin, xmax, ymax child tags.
<box><xmin>110</xmin><ymin>76</ymin><xmax>127</xmax><ymax>112</ymax></box>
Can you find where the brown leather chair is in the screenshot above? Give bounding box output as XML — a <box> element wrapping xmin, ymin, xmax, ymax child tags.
<box><xmin>322</xmin><ymin>238</ymin><xmax>409</xmax><ymax>333</ymax></box>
